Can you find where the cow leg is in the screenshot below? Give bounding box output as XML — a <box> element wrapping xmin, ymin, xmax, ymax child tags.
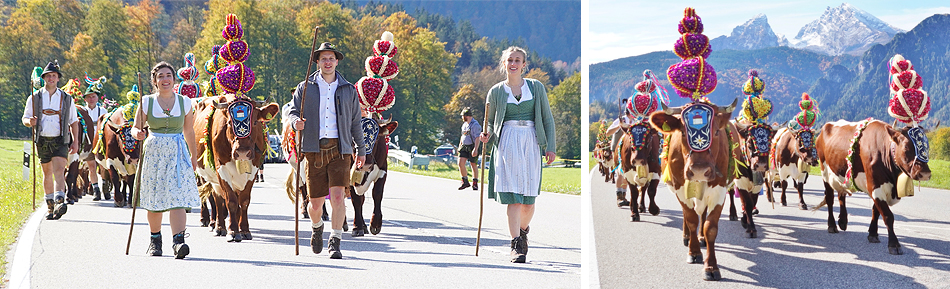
<box><xmin>629</xmin><ymin>183</ymin><xmax>641</xmax><ymax>222</ymax></box>
<box><xmin>780</xmin><ymin>180</ymin><xmax>788</xmax><ymax>206</ymax></box>
<box><xmin>875</xmin><ymin>200</ymin><xmax>902</xmax><ymax>255</ymax></box>
<box><xmin>868</xmin><ymin>204</ymin><xmax>881</xmax><ymax>243</ymax></box>
<box><xmin>823</xmin><ymin>181</ymin><xmax>838</xmax><ymax>234</ymax></box>
<box><xmin>213</xmin><ymin>193</ymin><xmax>228</xmax><ymax>236</ymax></box>
<box><xmin>698</xmin><ymin>210</ymin><xmax>707</xmax><ymax>248</ymax></box>
<box><xmin>647</xmin><ymin>179</ymin><xmax>659</xmax><ymax>216</ymax></box>
<box><xmin>218</xmin><ymin>183</ymin><xmax>242</xmax><ymax>242</ymax></box>
<box><xmin>680</xmin><ymin>201</ymin><xmax>702</xmax><ymax>264</ymax></box>
<box><xmin>300</xmin><ymin>183</ymin><xmax>310</xmax><ymax>219</ymax></box>
<box><xmin>638</xmin><ymin>183</ymin><xmax>647</xmax><ymax>214</ymax></box>
<box><xmin>836</xmin><ymin>190</ymin><xmax>848</xmax><ymax>231</ymax></box>
<box><xmin>703</xmin><ymin>204</ymin><xmax>723</xmax><ymax>281</ymax></box>
<box><xmin>727</xmin><ymin>188</ymin><xmax>738</xmax><ymax>222</ymax></box>
<box><xmin>738</xmin><ymin>188</ymin><xmax>756</xmax><ymax>238</ymax></box>
<box><xmin>350</xmin><ymin>189</ymin><xmax>366</xmax><ymax>237</ymax></box>
<box><xmin>239</xmin><ymin>185</ymin><xmax>252</xmax><ymax>240</ymax></box>
<box><xmin>125</xmin><ymin>175</ymin><xmax>135</xmax><ymax>208</ymax></box>
<box><xmin>765</xmin><ymin>176</ymin><xmax>775</xmax><ymax>203</ymax></box>
<box><xmin>795</xmin><ymin>180</ymin><xmax>808</xmax><ymax>210</ymax></box>
<box><xmin>370</xmin><ymin>174</ymin><xmax>388</xmax><ymax>235</ymax></box>
<box><xmin>65</xmin><ymin>162</ymin><xmax>78</xmax><ymax>204</ymax></box>
<box><xmin>111</xmin><ymin>169</ymin><xmax>125</xmax><ymax>207</ymax></box>
<box><xmin>200</xmin><ymin>198</ymin><xmax>211</xmax><ymax>227</ymax></box>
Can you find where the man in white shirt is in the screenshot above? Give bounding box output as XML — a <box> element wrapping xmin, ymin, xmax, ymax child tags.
<box><xmin>287</xmin><ymin>42</ymin><xmax>366</xmax><ymax>259</ymax></box>
<box><xmin>22</xmin><ymin>61</ymin><xmax>80</xmax><ymax>220</ymax></box>
<box><xmin>83</xmin><ymin>81</ymin><xmax>108</xmax><ymax>200</ymax></box>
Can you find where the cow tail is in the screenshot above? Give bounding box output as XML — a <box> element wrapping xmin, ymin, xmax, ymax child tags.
<box><xmin>811</xmin><ymin>198</ymin><xmax>827</xmax><ymax>212</ymax></box>
<box><xmin>285</xmin><ymin>171</ymin><xmax>296</xmax><ymax>202</ymax></box>
<box><xmin>198</xmin><ymin>182</ymin><xmax>214</xmax><ymax>201</ymax></box>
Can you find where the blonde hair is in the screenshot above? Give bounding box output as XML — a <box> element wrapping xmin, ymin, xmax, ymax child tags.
<box><xmin>498</xmin><ymin>46</ymin><xmax>528</xmax><ymax>75</ymax></box>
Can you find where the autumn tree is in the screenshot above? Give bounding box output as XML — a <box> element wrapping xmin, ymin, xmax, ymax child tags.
<box><xmin>18</xmin><ymin>0</ymin><xmax>84</xmax><ymax>56</ymax></box>
<box><xmin>125</xmin><ymin>0</ymin><xmax>164</xmax><ymax>88</ymax></box>
<box><xmin>62</xmin><ymin>33</ymin><xmax>112</xmax><ymax>100</ymax></box>
<box><xmin>0</xmin><ymin>10</ymin><xmax>59</xmax><ymax>137</ymax></box>
<box><xmin>83</xmin><ymin>0</ymin><xmax>129</xmax><ymax>98</ymax></box>
<box><xmin>442</xmin><ymin>84</ymin><xmax>484</xmax><ymax>145</ymax></box>
<box><xmin>548</xmin><ymin>72</ymin><xmax>580</xmax><ymax>160</ymax></box>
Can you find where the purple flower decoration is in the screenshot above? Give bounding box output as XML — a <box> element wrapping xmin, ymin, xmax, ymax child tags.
<box><xmin>667</xmin><ymin>8</ymin><xmax>717</xmax><ymax>101</ymax></box>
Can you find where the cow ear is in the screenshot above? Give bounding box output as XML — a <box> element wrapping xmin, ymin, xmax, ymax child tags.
<box><xmin>258</xmin><ymin>103</ymin><xmax>280</xmax><ymax>122</ymax></box>
<box><xmin>386</xmin><ymin>121</ymin><xmax>398</xmax><ymax>134</ymax></box>
<box><xmin>887</xmin><ymin>125</ymin><xmax>907</xmax><ymax>144</ymax></box>
<box><xmin>649</xmin><ymin>112</ymin><xmax>681</xmax><ymax>133</ymax></box>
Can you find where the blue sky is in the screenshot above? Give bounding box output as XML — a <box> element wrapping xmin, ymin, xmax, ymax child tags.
<box><xmin>586</xmin><ymin>1</ymin><xmax>950</xmax><ymax>64</ymax></box>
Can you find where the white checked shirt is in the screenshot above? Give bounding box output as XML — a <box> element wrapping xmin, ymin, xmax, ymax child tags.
<box><xmin>316</xmin><ymin>72</ymin><xmax>339</xmax><ymax>139</ymax></box>
<box><xmin>22</xmin><ymin>89</ymin><xmax>79</xmax><ymax>137</ymax></box>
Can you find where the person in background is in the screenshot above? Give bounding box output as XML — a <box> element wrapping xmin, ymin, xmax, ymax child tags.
<box><xmin>456</xmin><ymin>107</ymin><xmax>482</xmax><ymax>190</ymax></box>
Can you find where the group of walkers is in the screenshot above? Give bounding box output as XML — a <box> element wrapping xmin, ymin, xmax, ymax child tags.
<box><xmin>24</xmin><ymin>43</ymin><xmax>556</xmax><ymax>264</ymax></box>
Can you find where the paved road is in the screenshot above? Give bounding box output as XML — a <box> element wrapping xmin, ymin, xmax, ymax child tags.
<box><xmin>6</xmin><ymin>164</ymin><xmax>580</xmax><ymax>288</ymax></box>
<box><xmin>590</xmin><ymin>168</ymin><xmax>950</xmax><ymax>288</ymax></box>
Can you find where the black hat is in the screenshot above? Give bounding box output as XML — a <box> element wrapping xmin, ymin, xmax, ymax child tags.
<box><xmin>41</xmin><ymin>60</ymin><xmax>62</xmax><ymax>78</ymax></box>
<box><xmin>312</xmin><ymin>42</ymin><xmax>344</xmax><ymax>62</ymax></box>
<box><xmin>460</xmin><ymin>107</ymin><xmax>473</xmax><ymax>116</ymax></box>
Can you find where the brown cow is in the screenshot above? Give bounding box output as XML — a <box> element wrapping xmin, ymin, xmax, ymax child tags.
<box><xmin>349</xmin><ymin>116</ymin><xmax>398</xmax><ymax>236</ymax></box>
<box><xmin>815</xmin><ymin>119</ymin><xmax>933</xmax><ymax>255</ymax></box>
<box><xmin>194</xmin><ymin>94</ymin><xmax>279</xmax><ymax>242</ymax></box>
<box><xmin>649</xmin><ymin>99</ymin><xmax>736</xmax><ymax>281</ymax></box>
<box><xmin>617</xmin><ymin>121</ymin><xmax>661</xmax><ymax>221</ymax></box>
<box><xmin>767</xmin><ymin>126</ymin><xmax>819</xmax><ymax>210</ymax></box>
<box><xmin>95</xmin><ymin>109</ymin><xmax>142</xmax><ymax>207</ymax></box>
<box><xmin>65</xmin><ymin>106</ymin><xmax>96</xmax><ymax>203</ymax></box>
<box><xmin>725</xmin><ymin>120</ymin><xmax>780</xmax><ymax>238</ymax></box>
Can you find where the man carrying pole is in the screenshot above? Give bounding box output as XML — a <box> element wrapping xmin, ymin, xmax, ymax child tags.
<box><xmin>22</xmin><ymin>60</ymin><xmax>80</xmax><ymax>220</ymax></box>
<box><xmin>287</xmin><ymin>42</ymin><xmax>366</xmax><ymax>259</ymax></box>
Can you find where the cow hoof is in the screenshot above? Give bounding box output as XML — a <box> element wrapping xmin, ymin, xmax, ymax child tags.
<box><xmin>343</xmin><ymin>222</ymin><xmax>349</xmax><ymax>232</ymax></box>
<box><xmin>302</xmin><ymin>211</ymin><xmax>309</xmax><ymax>219</ymax></box>
<box><xmin>631</xmin><ymin>215</ymin><xmax>640</xmax><ymax>222</ymax></box>
<box><xmin>617</xmin><ymin>200</ymin><xmax>629</xmax><ymax>207</ymax></box>
<box><xmin>729</xmin><ymin>215</ymin><xmax>738</xmax><ymax>222</ymax></box>
<box><xmin>370</xmin><ymin>214</ymin><xmax>382</xmax><ymax>235</ymax></box>
<box><xmin>704</xmin><ymin>270</ymin><xmax>722</xmax><ymax>281</ymax></box>
<box><xmin>241</xmin><ymin>232</ymin><xmax>252</xmax><ymax>240</ymax></box>
<box><xmin>687</xmin><ymin>254</ymin><xmax>702</xmax><ymax>264</ymax></box>
<box><xmin>746</xmin><ymin>230</ymin><xmax>757</xmax><ymax>239</ymax></box>
<box><xmin>799</xmin><ymin>203</ymin><xmax>808</xmax><ymax>210</ymax></box>
<box><xmin>699</xmin><ymin>239</ymin><xmax>707</xmax><ymax>248</ymax></box>
<box><xmin>649</xmin><ymin>205</ymin><xmax>660</xmax><ymax>216</ymax></box>
<box><xmin>351</xmin><ymin>227</ymin><xmax>365</xmax><ymax>237</ymax></box>
<box><xmin>838</xmin><ymin>218</ymin><xmax>848</xmax><ymax>231</ymax></box>
<box><xmin>228</xmin><ymin>232</ymin><xmax>242</xmax><ymax>242</ymax></box>
<box><xmin>889</xmin><ymin>246</ymin><xmax>903</xmax><ymax>255</ymax></box>
<box><xmin>828</xmin><ymin>227</ymin><xmax>839</xmax><ymax>234</ymax></box>
<box><xmin>868</xmin><ymin>235</ymin><xmax>881</xmax><ymax>243</ymax></box>
<box><xmin>683</xmin><ymin>238</ymin><xmax>689</xmax><ymax>247</ymax></box>
<box><xmin>751</xmin><ymin>209</ymin><xmax>759</xmax><ymax>215</ymax></box>
<box><xmin>215</xmin><ymin>228</ymin><xmax>227</xmax><ymax>237</ymax></box>
<box><xmin>781</xmin><ymin>200</ymin><xmax>787</xmax><ymax>207</ymax></box>
<box><xmin>200</xmin><ymin>220</ymin><xmax>209</xmax><ymax>227</ymax></box>
<box><xmin>638</xmin><ymin>205</ymin><xmax>646</xmax><ymax>213</ymax></box>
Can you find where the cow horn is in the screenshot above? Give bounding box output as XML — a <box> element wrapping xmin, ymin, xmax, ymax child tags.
<box><xmin>720</xmin><ymin>98</ymin><xmax>738</xmax><ymax>114</ymax></box>
<box><xmin>660</xmin><ymin>101</ymin><xmax>682</xmax><ymax>115</ymax></box>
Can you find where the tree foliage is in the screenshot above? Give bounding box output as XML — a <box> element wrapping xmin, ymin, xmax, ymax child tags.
<box><xmin>549</xmin><ymin>72</ymin><xmax>580</xmax><ymax>159</ymax></box>
<box><xmin>442</xmin><ymin>84</ymin><xmax>482</xmax><ymax>145</ymax></box>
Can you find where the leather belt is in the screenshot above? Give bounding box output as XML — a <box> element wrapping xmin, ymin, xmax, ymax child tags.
<box><xmin>42</xmin><ymin>109</ymin><xmax>60</xmax><ymax>116</ymax></box>
<box><xmin>319</xmin><ymin>138</ymin><xmax>338</xmax><ymax>146</ymax></box>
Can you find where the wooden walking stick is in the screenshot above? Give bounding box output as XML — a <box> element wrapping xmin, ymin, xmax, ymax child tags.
<box><xmin>475</xmin><ymin>102</ymin><xmax>489</xmax><ymax>256</ymax></box>
<box><xmin>126</xmin><ymin>72</ymin><xmax>144</xmax><ymax>255</ymax></box>
<box><xmin>294</xmin><ymin>25</ymin><xmax>320</xmax><ymax>255</ymax></box>
<box><xmin>31</xmin><ymin>115</ymin><xmax>36</xmax><ymax>210</ymax></box>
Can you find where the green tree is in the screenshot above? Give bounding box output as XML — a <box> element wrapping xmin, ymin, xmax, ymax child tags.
<box><xmin>0</xmin><ymin>10</ymin><xmax>59</xmax><ymax>137</ymax></box>
<box><xmin>62</xmin><ymin>33</ymin><xmax>110</xmax><ymax>95</ymax></box>
<box><xmin>442</xmin><ymin>84</ymin><xmax>484</xmax><ymax>145</ymax></box>
<box><xmin>928</xmin><ymin>127</ymin><xmax>950</xmax><ymax>161</ymax></box>
<box><xmin>83</xmin><ymin>0</ymin><xmax>129</xmax><ymax>98</ymax></box>
<box><xmin>549</xmin><ymin>72</ymin><xmax>580</xmax><ymax>159</ymax></box>
<box><xmin>254</xmin><ymin>0</ymin><xmax>309</xmax><ymax>110</ymax></box>
<box><xmin>124</xmin><ymin>0</ymin><xmax>164</xmax><ymax>89</ymax></box>
<box><xmin>18</xmin><ymin>0</ymin><xmax>84</xmax><ymax>56</ymax></box>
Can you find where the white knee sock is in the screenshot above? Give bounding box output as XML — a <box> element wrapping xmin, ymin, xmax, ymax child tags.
<box><xmin>330</xmin><ymin>230</ymin><xmax>343</xmax><ymax>239</ymax></box>
<box><xmin>312</xmin><ymin>220</ymin><xmax>324</xmax><ymax>229</ymax></box>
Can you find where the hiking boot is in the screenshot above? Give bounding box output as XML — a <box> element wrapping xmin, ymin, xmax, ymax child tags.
<box><xmin>93</xmin><ymin>186</ymin><xmax>102</xmax><ymax>201</ymax></box>
<box><xmin>148</xmin><ymin>233</ymin><xmax>162</xmax><ymax>256</ymax></box>
<box><xmin>172</xmin><ymin>230</ymin><xmax>190</xmax><ymax>259</ymax></box>
<box><xmin>458</xmin><ymin>177</ymin><xmax>471</xmax><ymax>190</ymax></box>
<box><xmin>472</xmin><ymin>178</ymin><xmax>479</xmax><ymax>190</ymax></box>
<box><xmin>510</xmin><ymin>236</ymin><xmax>526</xmax><ymax>263</ymax></box>
<box><xmin>311</xmin><ymin>224</ymin><xmax>324</xmax><ymax>254</ymax></box>
<box><xmin>328</xmin><ymin>237</ymin><xmax>342</xmax><ymax>259</ymax></box>
<box><xmin>616</xmin><ymin>191</ymin><xmax>630</xmax><ymax>207</ymax></box>
<box><xmin>45</xmin><ymin>199</ymin><xmax>56</xmax><ymax>220</ymax></box>
<box><xmin>520</xmin><ymin>226</ymin><xmax>530</xmax><ymax>253</ymax></box>
<box><xmin>49</xmin><ymin>199</ymin><xmax>67</xmax><ymax>220</ymax></box>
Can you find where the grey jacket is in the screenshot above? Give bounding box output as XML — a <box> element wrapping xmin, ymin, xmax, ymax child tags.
<box><xmin>287</xmin><ymin>71</ymin><xmax>365</xmax><ymax>155</ymax></box>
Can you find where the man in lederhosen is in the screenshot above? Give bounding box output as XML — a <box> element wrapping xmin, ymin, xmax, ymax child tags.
<box><xmin>287</xmin><ymin>43</ymin><xmax>366</xmax><ymax>259</ymax></box>
<box><xmin>22</xmin><ymin>61</ymin><xmax>80</xmax><ymax>220</ymax></box>
<box><xmin>457</xmin><ymin>107</ymin><xmax>482</xmax><ymax>190</ymax></box>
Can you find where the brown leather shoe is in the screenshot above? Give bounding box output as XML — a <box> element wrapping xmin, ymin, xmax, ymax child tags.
<box><xmin>328</xmin><ymin>237</ymin><xmax>342</xmax><ymax>259</ymax></box>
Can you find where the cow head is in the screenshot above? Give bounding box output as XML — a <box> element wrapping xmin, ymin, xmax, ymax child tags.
<box><xmin>212</xmin><ymin>95</ymin><xmax>280</xmax><ymax>165</ymax></box>
<box><xmin>734</xmin><ymin>121</ymin><xmax>779</xmax><ymax>173</ymax></box>
<box><xmin>888</xmin><ymin>121</ymin><xmax>937</xmax><ymax>181</ymax></box>
<box><xmin>650</xmin><ymin>99</ymin><xmax>737</xmax><ymax>182</ymax></box>
<box><xmin>792</xmin><ymin>127</ymin><xmax>819</xmax><ymax>167</ymax></box>
<box><xmin>622</xmin><ymin>120</ymin><xmax>657</xmax><ymax>167</ymax></box>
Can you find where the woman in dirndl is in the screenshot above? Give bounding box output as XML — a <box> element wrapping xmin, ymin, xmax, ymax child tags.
<box><xmin>479</xmin><ymin>46</ymin><xmax>556</xmax><ymax>263</ymax></box>
<box><xmin>131</xmin><ymin>61</ymin><xmax>200</xmax><ymax>259</ymax></box>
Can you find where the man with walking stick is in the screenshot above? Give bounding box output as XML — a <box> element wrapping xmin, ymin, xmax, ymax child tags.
<box><xmin>287</xmin><ymin>42</ymin><xmax>366</xmax><ymax>259</ymax></box>
<box><xmin>22</xmin><ymin>61</ymin><xmax>80</xmax><ymax>220</ymax></box>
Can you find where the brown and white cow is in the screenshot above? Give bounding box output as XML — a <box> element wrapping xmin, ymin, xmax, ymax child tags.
<box><xmin>617</xmin><ymin>121</ymin><xmax>661</xmax><ymax>221</ymax></box>
<box><xmin>194</xmin><ymin>94</ymin><xmax>279</xmax><ymax>242</ymax></box>
<box><xmin>593</xmin><ymin>142</ymin><xmax>616</xmax><ymax>184</ymax></box>
<box><xmin>767</xmin><ymin>126</ymin><xmax>819</xmax><ymax>210</ymax></box>
<box><xmin>815</xmin><ymin>119</ymin><xmax>933</xmax><ymax>255</ymax></box>
<box><xmin>725</xmin><ymin>120</ymin><xmax>780</xmax><ymax>238</ymax></box>
<box><xmin>649</xmin><ymin>99</ymin><xmax>736</xmax><ymax>281</ymax></box>
<box><xmin>349</xmin><ymin>116</ymin><xmax>398</xmax><ymax>236</ymax></box>
<box><xmin>65</xmin><ymin>106</ymin><xmax>97</xmax><ymax>203</ymax></box>
<box><xmin>95</xmin><ymin>109</ymin><xmax>142</xmax><ymax>207</ymax></box>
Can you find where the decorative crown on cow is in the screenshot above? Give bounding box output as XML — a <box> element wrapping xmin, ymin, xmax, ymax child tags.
<box><xmin>83</xmin><ymin>73</ymin><xmax>107</xmax><ymax>97</ymax></box>
<box><xmin>887</xmin><ymin>54</ymin><xmax>930</xmax><ymax>126</ymax></box>
<box><xmin>175</xmin><ymin>53</ymin><xmax>200</xmax><ymax>98</ymax></box>
<box><xmin>202</xmin><ymin>45</ymin><xmax>226</xmax><ymax>97</ymax></box>
<box><xmin>121</xmin><ymin>85</ymin><xmax>141</xmax><ymax>121</ymax></box>
<box><xmin>356</xmin><ymin>31</ymin><xmax>398</xmax><ymax>113</ymax></box>
<box><xmin>626</xmin><ymin>69</ymin><xmax>669</xmax><ymax>122</ymax></box>
<box><xmin>667</xmin><ymin>8</ymin><xmax>717</xmax><ymax>102</ymax></box>
<box><xmin>738</xmin><ymin>70</ymin><xmax>772</xmax><ymax>124</ymax></box>
<box><xmin>215</xmin><ymin>14</ymin><xmax>256</xmax><ymax>97</ymax></box>
<box><xmin>62</xmin><ymin>78</ymin><xmax>84</xmax><ymax>101</ymax></box>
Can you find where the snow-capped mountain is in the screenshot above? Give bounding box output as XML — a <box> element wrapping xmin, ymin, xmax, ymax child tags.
<box><xmin>792</xmin><ymin>3</ymin><xmax>903</xmax><ymax>56</ymax></box>
<box><xmin>710</xmin><ymin>14</ymin><xmax>789</xmax><ymax>50</ymax></box>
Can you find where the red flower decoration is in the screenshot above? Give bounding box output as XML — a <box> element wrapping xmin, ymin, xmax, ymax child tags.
<box><xmin>365</xmin><ymin>56</ymin><xmax>399</xmax><ymax>80</ymax></box>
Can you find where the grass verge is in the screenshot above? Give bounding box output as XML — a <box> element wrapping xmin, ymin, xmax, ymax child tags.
<box><xmin>388</xmin><ymin>156</ymin><xmax>580</xmax><ymax>195</ymax></box>
<box><xmin>0</xmin><ymin>139</ymin><xmax>41</xmax><ymax>280</ymax></box>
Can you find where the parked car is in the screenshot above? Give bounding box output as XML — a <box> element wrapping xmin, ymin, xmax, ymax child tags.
<box><xmin>434</xmin><ymin>144</ymin><xmax>455</xmax><ymax>162</ymax></box>
<box><xmin>265</xmin><ymin>135</ymin><xmax>285</xmax><ymax>163</ymax></box>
